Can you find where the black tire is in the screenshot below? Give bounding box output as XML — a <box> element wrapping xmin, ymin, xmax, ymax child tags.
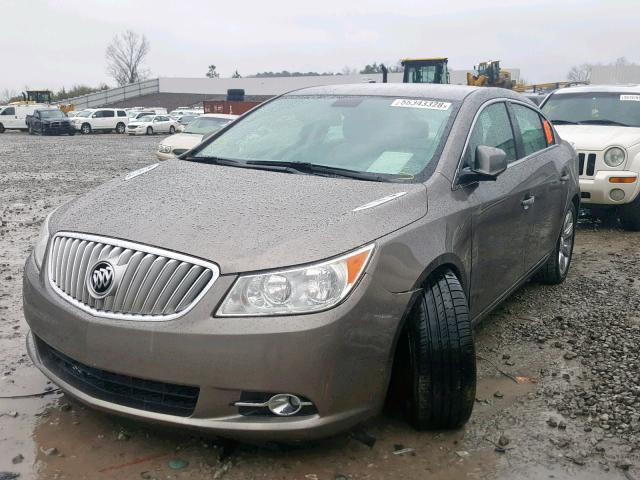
<box><xmin>146</xmin><ymin>126</ymin><xmax>153</xmax><ymax>135</ymax></box>
<box><xmin>620</xmin><ymin>196</ymin><xmax>640</xmax><ymax>231</ymax></box>
<box><xmin>68</xmin><ymin>130</ymin><xmax>75</xmax><ymax>136</ymax></box>
<box><xmin>81</xmin><ymin>123</ymin><xmax>91</xmax><ymax>135</ymax></box>
<box><xmin>115</xmin><ymin>122</ymin><xmax>126</xmax><ymax>134</ymax></box>
<box><xmin>405</xmin><ymin>271</ymin><xmax>476</xmax><ymax>430</ymax></box>
<box><xmin>0</xmin><ymin>123</ymin><xmax>5</xmax><ymax>133</ymax></box>
<box><xmin>537</xmin><ymin>203</ymin><xmax>576</xmax><ymax>284</ymax></box>
<box><xmin>28</xmin><ymin>125</ymin><xmax>33</xmax><ymax>135</ymax></box>
<box><xmin>169</xmin><ymin>125</ymin><xmax>176</xmax><ymax>134</ymax></box>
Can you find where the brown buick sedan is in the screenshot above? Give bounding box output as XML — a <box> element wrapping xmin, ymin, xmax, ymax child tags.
<box><xmin>23</xmin><ymin>84</ymin><xmax>579</xmax><ymax>440</ymax></box>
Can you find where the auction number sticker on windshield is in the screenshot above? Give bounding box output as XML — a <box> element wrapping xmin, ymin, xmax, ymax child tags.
<box><xmin>620</xmin><ymin>94</ymin><xmax>640</xmax><ymax>102</ymax></box>
<box><xmin>391</xmin><ymin>99</ymin><xmax>451</xmax><ymax>110</ymax></box>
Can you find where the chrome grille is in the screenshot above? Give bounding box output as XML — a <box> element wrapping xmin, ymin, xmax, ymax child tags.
<box><xmin>47</xmin><ymin>232</ymin><xmax>219</xmax><ymax>321</ymax></box>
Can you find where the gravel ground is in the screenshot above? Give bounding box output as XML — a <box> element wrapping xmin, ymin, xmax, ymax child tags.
<box><xmin>1</xmin><ymin>131</ymin><xmax>639</xmax><ymax>479</ymax></box>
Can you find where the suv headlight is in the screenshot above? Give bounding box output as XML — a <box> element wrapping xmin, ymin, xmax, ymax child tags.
<box><xmin>33</xmin><ymin>210</ymin><xmax>56</xmax><ymax>270</ymax></box>
<box><xmin>217</xmin><ymin>244</ymin><xmax>374</xmax><ymax>316</ymax></box>
<box><xmin>604</xmin><ymin>147</ymin><xmax>626</xmax><ymax>167</ymax></box>
<box><xmin>158</xmin><ymin>144</ymin><xmax>172</xmax><ymax>153</ymax></box>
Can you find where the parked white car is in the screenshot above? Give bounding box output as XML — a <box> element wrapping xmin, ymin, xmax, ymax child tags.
<box><xmin>72</xmin><ymin>108</ymin><xmax>129</xmax><ymax>134</ymax></box>
<box><xmin>156</xmin><ymin>113</ymin><xmax>237</xmax><ymax>160</ymax></box>
<box><xmin>542</xmin><ymin>85</ymin><xmax>640</xmax><ymax>230</ymax></box>
<box><xmin>127</xmin><ymin>114</ymin><xmax>179</xmax><ymax>136</ymax></box>
<box><xmin>0</xmin><ymin>103</ymin><xmax>49</xmax><ymax>132</ymax></box>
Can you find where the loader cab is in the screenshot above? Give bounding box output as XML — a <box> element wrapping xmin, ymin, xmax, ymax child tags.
<box><xmin>401</xmin><ymin>58</ymin><xmax>450</xmax><ymax>85</ymax></box>
<box><xmin>22</xmin><ymin>90</ymin><xmax>52</xmax><ymax>104</ymax></box>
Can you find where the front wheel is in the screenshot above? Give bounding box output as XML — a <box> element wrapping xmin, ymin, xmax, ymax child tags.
<box><xmin>146</xmin><ymin>126</ymin><xmax>153</xmax><ymax>135</ymax></box>
<box><xmin>620</xmin><ymin>196</ymin><xmax>640</xmax><ymax>231</ymax></box>
<box><xmin>115</xmin><ymin>122</ymin><xmax>126</xmax><ymax>134</ymax></box>
<box><xmin>169</xmin><ymin>125</ymin><xmax>176</xmax><ymax>134</ymax></box>
<box><xmin>537</xmin><ymin>203</ymin><xmax>576</xmax><ymax>284</ymax></box>
<box><xmin>28</xmin><ymin>125</ymin><xmax>34</xmax><ymax>135</ymax></box>
<box><xmin>0</xmin><ymin>123</ymin><xmax>5</xmax><ymax>133</ymax></box>
<box><xmin>405</xmin><ymin>271</ymin><xmax>476</xmax><ymax>430</ymax></box>
<box><xmin>81</xmin><ymin>123</ymin><xmax>91</xmax><ymax>135</ymax></box>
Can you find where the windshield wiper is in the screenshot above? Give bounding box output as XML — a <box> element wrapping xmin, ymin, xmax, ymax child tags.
<box><xmin>578</xmin><ymin>119</ymin><xmax>633</xmax><ymax>127</ymax></box>
<box><xmin>182</xmin><ymin>155</ymin><xmax>241</xmax><ymax>166</ymax></box>
<box><xmin>550</xmin><ymin>119</ymin><xmax>580</xmax><ymax>125</ymax></box>
<box><xmin>244</xmin><ymin>160</ymin><xmax>390</xmax><ymax>182</ymax></box>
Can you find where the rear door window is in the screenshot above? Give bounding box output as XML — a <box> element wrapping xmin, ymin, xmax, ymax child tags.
<box><xmin>465</xmin><ymin>102</ymin><xmax>517</xmax><ymax>166</ymax></box>
<box><xmin>511</xmin><ymin>104</ymin><xmax>548</xmax><ymax>157</ymax></box>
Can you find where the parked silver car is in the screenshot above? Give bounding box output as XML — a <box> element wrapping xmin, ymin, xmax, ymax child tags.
<box><xmin>23</xmin><ymin>84</ymin><xmax>579</xmax><ymax>441</ymax></box>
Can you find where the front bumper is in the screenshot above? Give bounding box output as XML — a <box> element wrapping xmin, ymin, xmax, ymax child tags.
<box><xmin>23</xmin><ymin>253</ymin><xmax>411</xmax><ymax>440</ymax></box>
<box><xmin>127</xmin><ymin>128</ymin><xmax>146</xmax><ymax>135</ymax></box>
<box><xmin>579</xmin><ymin>171</ymin><xmax>639</xmax><ymax>205</ymax></box>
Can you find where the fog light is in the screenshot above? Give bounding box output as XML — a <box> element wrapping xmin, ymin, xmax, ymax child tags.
<box><xmin>268</xmin><ymin>394</ymin><xmax>304</xmax><ymax>416</ymax></box>
<box><xmin>234</xmin><ymin>392</ymin><xmax>315</xmax><ymax>416</ymax></box>
<box><xmin>610</xmin><ymin>189</ymin><xmax>625</xmax><ymax>201</ymax></box>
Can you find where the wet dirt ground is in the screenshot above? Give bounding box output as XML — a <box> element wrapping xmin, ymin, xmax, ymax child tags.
<box><xmin>1</xmin><ymin>131</ymin><xmax>639</xmax><ymax>479</ymax></box>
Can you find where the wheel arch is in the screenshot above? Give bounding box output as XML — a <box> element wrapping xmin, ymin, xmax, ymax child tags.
<box><xmin>387</xmin><ymin>255</ymin><xmax>468</xmax><ymax>364</ymax></box>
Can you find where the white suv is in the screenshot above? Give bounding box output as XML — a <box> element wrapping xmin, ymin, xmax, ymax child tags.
<box><xmin>72</xmin><ymin>108</ymin><xmax>129</xmax><ymax>134</ymax></box>
<box><xmin>542</xmin><ymin>85</ymin><xmax>640</xmax><ymax>230</ymax></box>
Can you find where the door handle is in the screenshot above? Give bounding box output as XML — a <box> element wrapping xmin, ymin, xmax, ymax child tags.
<box><xmin>521</xmin><ymin>196</ymin><xmax>535</xmax><ymax>210</ymax></box>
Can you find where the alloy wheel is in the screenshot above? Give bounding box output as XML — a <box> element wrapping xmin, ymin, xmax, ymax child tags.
<box><xmin>558</xmin><ymin>210</ymin><xmax>574</xmax><ymax>275</ymax></box>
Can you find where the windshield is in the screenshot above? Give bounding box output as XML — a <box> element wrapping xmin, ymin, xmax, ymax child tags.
<box><xmin>76</xmin><ymin>110</ymin><xmax>92</xmax><ymax>117</ymax></box>
<box><xmin>185</xmin><ymin>117</ymin><xmax>231</xmax><ymax>134</ymax></box>
<box><xmin>542</xmin><ymin>92</ymin><xmax>640</xmax><ymax>127</ymax></box>
<box><xmin>192</xmin><ymin>95</ymin><xmax>455</xmax><ymax>180</ymax></box>
<box><xmin>39</xmin><ymin>110</ymin><xmax>66</xmax><ymax>119</ymax></box>
<box><xmin>137</xmin><ymin>115</ymin><xmax>154</xmax><ymax>122</ymax></box>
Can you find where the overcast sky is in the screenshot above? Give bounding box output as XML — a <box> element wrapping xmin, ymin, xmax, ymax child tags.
<box><xmin>1</xmin><ymin>0</ymin><xmax>638</xmax><ymax>93</ymax></box>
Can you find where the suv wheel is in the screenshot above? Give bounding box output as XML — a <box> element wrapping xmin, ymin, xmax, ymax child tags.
<box><xmin>404</xmin><ymin>270</ymin><xmax>476</xmax><ymax>430</ymax></box>
<box><xmin>0</xmin><ymin>123</ymin><xmax>5</xmax><ymax>133</ymax></box>
<box><xmin>169</xmin><ymin>125</ymin><xmax>176</xmax><ymax>134</ymax></box>
<box><xmin>620</xmin><ymin>196</ymin><xmax>640</xmax><ymax>231</ymax></box>
<box><xmin>115</xmin><ymin>122</ymin><xmax>126</xmax><ymax>134</ymax></box>
<box><xmin>28</xmin><ymin>125</ymin><xmax>34</xmax><ymax>135</ymax></box>
<box><xmin>81</xmin><ymin>123</ymin><xmax>91</xmax><ymax>135</ymax></box>
<box><xmin>537</xmin><ymin>203</ymin><xmax>576</xmax><ymax>284</ymax></box>
<box><xmin>146</xmin><ymin>126</ymin><xmax>153</xmax><ymax>135</ymax></box>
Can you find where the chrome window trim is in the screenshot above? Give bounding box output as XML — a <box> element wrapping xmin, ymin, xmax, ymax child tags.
<box><xmin>47</xmin><ymin>231</ymin><xmax>220</xmax><ymax>322</ymax></box>
<box><xmin>452</xmin><ymin>97</ymin><xmax>558</xmax><ymax>189</ymax></box>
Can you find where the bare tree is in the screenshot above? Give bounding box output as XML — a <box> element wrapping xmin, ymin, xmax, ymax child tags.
<box><xmin>0</xmin><ymin>88</ymin><xmax>18</xmax><ymax>104</ymax></box>
<box><xmin>567</xmin><ymin>63</ymin><xmax>592</xmax><ymax>82</ymax></box>
<box><xmin>106</xmin><ymin>30</ymin><xmax>150</xmax><ymax>86</ymax></box>
<box><xmin>231</xmin><ymin>69</ymin><xmax>241</xmax><ymax>78</ymax></box>
<box><xmin>206</xmin><ymin>65</ymin><xmax>220</xmax><ymax>78</ymax></box>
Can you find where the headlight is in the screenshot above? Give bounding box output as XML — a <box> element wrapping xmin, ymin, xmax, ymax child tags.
<box><xmin>33</xmin><ymin>210</ymin><xmax>56</xmax><ymax>270</ymax></box>
<box><xmin>217</xmin><ymin>244</ymin><xmax>374</xmax><ymax>316</ymax></box>
<box><xmin>604</xmin><ymin>147</ymin><xmax>626</xmax><ymax>167</ymax></box>
<box><xmin>158</xmin><ymin>144</ymin><xmax>172</xmax><ymax>153</ymax></box>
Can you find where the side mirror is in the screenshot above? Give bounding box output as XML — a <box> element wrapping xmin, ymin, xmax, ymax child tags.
<box><xmin>459</xmin><ymin>145</ymin><xmax>508</xmax><ymax>183</ymax></box>
<box><xmin>92</xmin><ymin>113</ymin><xmax>98</xmax><ymax>118</ymax></box>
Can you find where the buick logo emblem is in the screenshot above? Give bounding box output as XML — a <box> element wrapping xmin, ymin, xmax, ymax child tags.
<box><xmin>87</xmin><ymin>261</ymin><xmax>115</xmax><ymax>299</ymax></box>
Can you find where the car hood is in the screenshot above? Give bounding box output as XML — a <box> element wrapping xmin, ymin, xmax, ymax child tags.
<box><xmin>555</xmin><ymin>125</ymin><xmax>640</xmax><ymax>150</ymax></box>
<box><xmin>51</xmin><ymin>160</ymin><xmax>427</xmax><ymax>274</ymax></box>
<box><xmin>162</xmin><ymin>132</ymin><xmax>203</xmax><ymax>149</ymax></box>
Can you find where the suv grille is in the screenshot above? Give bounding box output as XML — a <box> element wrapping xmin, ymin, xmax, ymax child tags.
<box><xmin>578</xmin><ymin>152</ymin><xmax>597</xmax><ymax>177</ymax></box>
<box><xmin>48</xmin><ymin>232</ymin><xmax>219</xmax><ymax>321</ymax></box>
<box><xmin>35</xmin><ymin>335</ymin><xmax>199</xmax><ymax>417</ymax></box>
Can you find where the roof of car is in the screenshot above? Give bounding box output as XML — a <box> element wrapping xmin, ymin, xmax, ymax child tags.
<box><xmin>284</xmin><ymin>83</ymin><xmax>496</xmax><ymax>101</ymax></box>
<box><xmin>551</xmin><ymin>84</ymin><xmax>640</xmax><ymax>95</ymax></box>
